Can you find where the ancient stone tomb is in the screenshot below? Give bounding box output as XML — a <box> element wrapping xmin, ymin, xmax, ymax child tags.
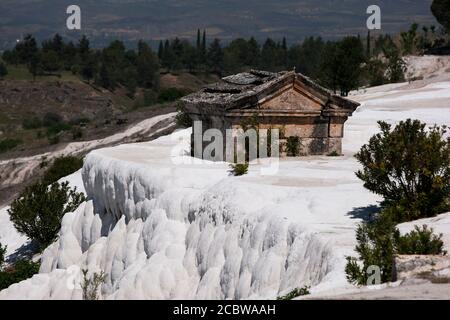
<box><xmin>182</xmin><ymin>70</ymin><xmax>360</xmax><ymax>160</ymax></box>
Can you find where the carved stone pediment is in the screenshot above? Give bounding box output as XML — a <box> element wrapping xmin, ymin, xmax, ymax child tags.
<box><xmin>258</xmin><ymin>86</ymin><xmax>324</xmax><ymax>112</ymax></box>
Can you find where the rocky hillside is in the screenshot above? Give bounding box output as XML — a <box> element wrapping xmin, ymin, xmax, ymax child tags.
<box><xmin>0</xmin><ymin>80</ymin><xmax>121</xmax><ymax>124</ymax></box>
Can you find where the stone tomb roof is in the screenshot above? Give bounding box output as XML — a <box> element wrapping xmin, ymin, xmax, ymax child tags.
<box><xmin>182</xmin><ymin>70</ymin><xmax>360</xmax><ymax>113</ymax></box>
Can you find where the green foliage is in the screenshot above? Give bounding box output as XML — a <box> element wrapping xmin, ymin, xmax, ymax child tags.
<box><xmin>158</xmin><ymin>87</ymin><xmax>187</xmax><ymax>103</ymax></box>
<box><xmin>42</xmin><ymin>156</ymin><xmax>84</xmax><ymax>185</ymax></box>
<box><xmin>355</xmin><ymin>120</ymin><xmax>450</xmax><ymax>222</ymax></box>
<box><xmin>320</xmin><ymin>36</ymin><xmax>366</xmax><ymax>96</ymax></box>
<box><xmin>22</xmin><ymin>116</ymin><xmax>43</xmax><ymax>129</ymax></box>
<box><xmin>0</xmin><ymin>243</ymin><xmax>6</xmax><ymax>269</ymax></box>
<box><xmin>394</xmin><ymin>225</ymin><xmax>446</xmax><ymax>255</ymax></box>
<box><xmin>383</xmin><ymin>42</ymin><xmax>406</xmax><ymax>83</ymax></box>
<box><xmin>175</xmin><ymin>102</ymin><xmax>193</xmax><ymax>128</ymax></box>
<box><xmin>345</xmin><ymin>215</ymin><xmax>397</xmax><ymax>286</ymax></box>
<box><xmin>229</xmin><ymin>163</ymin><xmax>249</xmax><ymax>176</ymax></box>
<box><xmin>71</xmin><ymin>126</ymin><xmax>84</xmax><ymax>140</ymax></box>
<box><xmin>42</xmin><ymin>112</ymin><xmax>63</xmax><ymax>127</ymax></box>
<box><xmin>207</xmin><ymin>39</ymin><xmax>224</xmax><ymax>75</ymax></box>
<box><xmin>277</xmin><ymin>286</ymin><xmax>311</xmax><ymax>300</ymax></box>
<box><xmin>0</xmin><ymin>61</ymin><xmax>8</xmax><ymax>78</ymax></box>
<box><xmin>431</xmin><ymin>0</ymin><xmax>450</xmax><ymax>33</ymax></box>
<box><xmin>286</xmin><ymin>136</ymin><xmax>301</xmax><ymax>157</ymax></box>
<box><xmin>81</xmin><ymin>269</ymin><xmax>107</xmax><ymax>300</ymax></box>
<box><xmin>8</xmin><ymin>181</ymin><xmax>86</xmax><ymax>251</ymax></box>
<box><xmin>327</xmin><ymin>151</ymin><xmax>340</xmax><ymax>157</ymax></box>
<box><xmin>400</xmin><ymin>23</ymin><xmax>419</xmax><ymax>55</ymax></box>
<box><xmin>346</xmin><ymin>215</ymin><xmax>447</xmax><ymax>286</ymax></box>
<box><xmin>0</xmin><ymin>259</ymin><xmax>40</xmax><ymax>290</ymax></box>
<box><xmin>0</xmin><ymin>138</ymin><xmax>23</xmax><ymax>153</ymax></box>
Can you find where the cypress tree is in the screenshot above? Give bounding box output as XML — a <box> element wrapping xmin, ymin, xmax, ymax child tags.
<box><xmin>196</xmin><ymin>29</ymin><xmax>201</xmax><ymax>50</ymax></box>
<box><xmin>158</xmin><ymin>40</ymin><xmax>164</xmax><ymax>60</ymax></box>
<box><xmin>202</xmin><ymin>30</ymin><xmax>206</xmax><ymax>56</ymax></box>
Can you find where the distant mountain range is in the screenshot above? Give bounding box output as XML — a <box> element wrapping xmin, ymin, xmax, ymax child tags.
<box><xmin>0</xmin><ymin>0</ymin><xmax>437</xmax><ymax>49</ymax></box>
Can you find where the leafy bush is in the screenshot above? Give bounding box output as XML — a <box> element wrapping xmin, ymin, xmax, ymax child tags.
<box><xmin>22</xmin><ymin>116</ymin><xmax>43</xmax><ymax>129</ymax></box>
<box><xmin>277</xmin><ymin>286</ymin><xmax>311</xmax><ymax>300</ymax></box>
<box><xmin>394</xmin><ymin>225</ymin><xmax>446</xmax><ymax>255</ymax></box>
<box><xmin>327</xmin><ymin>151</ymin><xmax>340</xmax><ymax>157</ymax></box>
<box><xmin>355</xmin><ymin>120</ymin><xmax>450</xmax><ymax>222</ymax></box>
<box><xmin>345</xmin><ymin>216</ymin><xmax>396</xmax><ymax>286</ymax></box>
<box><xmin>46</xmin><ymin>122</ymin><xmax>71</xmax><ymax>137</ymax></box>
<box><xmin>0</xmin><ymin>62</ymin><xmax>8</xmax><ymax>78</ymax></box>
<box><xmin>0</xmin><ymin>243</ymin><xmax>6</xmax><ymax>269</ymax></box>
<box><xmin>286</xmin><ymin>136</ymin><xmax>301</xmax><ymax>156</ymax></box>
<box><xmin>71</xmin><ymin>126</ymin><xmax>83</xmax><ymax>140</ymax></box>
<box><xmin>229</xmin><ymin>163</ymin><xmax>249</xmax><ymax>176</ymax></box>
<box><xmin>158</xmin><ymin>87</ymin><xmax>187</xmax><ymax>103</ymax></box>
<box><xmin>42</xmin><ymin>112</ymin><xmax>63</xmax><ymax>127</ymax></box>
<box><xmin>0</xmin><ymin>259</ymin><xmax>40</xmax><ymax>290</ymax></box>
<box><xmin>0</xmin><ymin>138</ymin><xmax>23</xmax><ymax>153</ymax></box>
<box><xmin>43</xmin><ymin>156</ymin><xmax>84</xmax><ymax>185</ymax></box>
<box><xmin>346</xmin><ymin>213</ymin><xmax>447</xmax><ymax>286</ymax></box>
<box><xmin>48</xmin><ymin>134</ymin><xmax>60</xmax><ymax>145</ymax></box>
<box><xmin>8</xmin><ymin>181</ymin><xmax>85</xmax><ymax>251</ymax></box>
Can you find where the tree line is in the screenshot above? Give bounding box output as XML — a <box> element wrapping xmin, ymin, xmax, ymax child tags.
<box><xmin>0</xmin><ymin>20</ymin><xmax>446</xmax><ymax>97</ymax></box>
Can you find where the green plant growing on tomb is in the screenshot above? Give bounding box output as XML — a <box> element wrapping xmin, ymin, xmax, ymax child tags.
<box><xmin>81</xmin><ymin>269</ymin><xmax>107</xmax><ymax>300</ymax></box>
<box><xmin>175</xmin><ymin>101</ymin><xmax>192</xmax><ymax>128</ymax></box>
<box><xmin>277</xmin><ymin>286</ymin><xmax>311</xmax><ymax>300</ymax></box>
<box><xmin>286</xmin><ymin>136</ymin><xmax>301</xmax><ymax>156</ymax></box>
<box><xmin>327</xmin><ymin>150</ymin><xmax>340</xmax><ymax>157</ymax></box>
<box><xmin>229</xmin><ymin>163</ymin><xmax>249</xmax><ymax>176</ymax></box>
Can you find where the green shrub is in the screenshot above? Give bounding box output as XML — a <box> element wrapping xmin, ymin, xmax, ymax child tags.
<box><xmin>0</xmin><ymin>138</ymin><xmax>23</xmax><ymax>153</ymax></box>
<box><xmin>46</xmin><ymin>123</ymin><xmax>71</xmax><ymax>137</ymax></box>
<box><xmin>71</xmin><ymin>126</ymin><xmax>83</xmax><ymax>140</ymax></box>
<box><xmin>81</xmin><ymin>269</ymin><xmax>107</xmax><ymax>300</ymax></box>
<box><xmin>394</xmin><ymin>225</ymin><xmax>446</xmax><ymax>255</ymax></box>
<box><xmin>0</xmin><ymin>62</ymin><xmax>8</xmax><ymax>78</ymax></box>
<box><xmin>0</xmin><ymin>259</ymin><xmax>40</xmax><ymax>290</ymax></box>
<box><xmin>8</xmin><ymin>181</ymin><xmax>85</xmax><ymax>251</ymax></box>
<box><xmin>286</xmin><ymin>136</ymin><xmax>301</xmax><ymax>156</ymax></box>
<box><xmin>175</xmin><ymin>102</ymin><xmax>192</xmax><ymax>128</ymax></box>
<box><xmin>229</xmin><ymin>163</ymin><xmax>249</xmax><ymax>176</ymax></box>
<box><xmin>327</xmin><ymin>150</ymin><xmax>340</xmax><ymax>157</ymax></box>
<box><xmin>345</xmin><ymin>213</ymin><xmax>447</xmax><ymax>286</ymax></box>
<box><xmin>158</xmin><ymin>87</ymin><xmax>187</xmax><ymax>103</ymax></box>
<box><xmin>22</xmin><ymin>116</ymin><xmax>43</xmax><ymax>129</ymax></box>
<box><xmin>0</xmin><ymin>243</ymin><xmax>6</xmax><ymax>269</ymax></box>
<box><xmin>48</xmin><ymin>134</ymin><xmax>60</xmax><ymax>145</ymax></box>
<box><xmin>277</xmin><ymin>286</ymin><xmax>311</xmax><ymax>300</ymax></box>
<box><xmin>345</xmin><ymin>216</ymin><xmax>397</xmax><ymax>286</ymax></box>
<box><xmin>355</xmin><ymin>120</ymin><xmax>450</xmax><ymax>222</ymax></box>
<box><xmin>43</xmin><ymin>156</ymin><xmax>84</xmax><ymax>185</ymax></box>
<box><xmin>42</xmin><ymin>112</ymin><xmax>63</xmax><ymax>127</ymax></box>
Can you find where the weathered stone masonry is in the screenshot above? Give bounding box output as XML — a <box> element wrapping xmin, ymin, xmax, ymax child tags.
<box><xmin>182</xmin><ymin>70</ymin><xmax>360</xmax><ymax>160</ymax></box>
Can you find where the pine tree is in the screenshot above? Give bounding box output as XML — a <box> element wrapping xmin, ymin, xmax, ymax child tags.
<box><xmin>207</xmin><ymin>38</ymin><xmax>224</xmax><ymax>75</ymax></box>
